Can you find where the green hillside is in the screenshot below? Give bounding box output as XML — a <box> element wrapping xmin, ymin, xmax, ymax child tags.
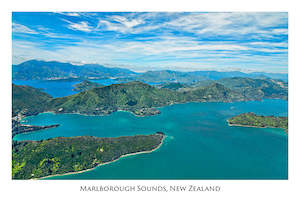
<box><xmin>228</xmin><ymin>112</ymin><xmax>288</xmax><ymax>132</ymax></box>
<box><xmin>12</xmin><ymin>84</ymin><xmax>52</xmax><ymax>117</ymax></box>
<box><xmin>12</xmin><ymin>133</ymin><xmax>164</xmax><ymax>179</ymax></box>
<box><xmin>49</xmin><ymin>81</ymin><xmax>182</xmax><ymax>116</ymax></box>
<box><xmin>12</xmin><ymin>77</ymin><xmax>288</xmax><ymax>118</ymax></box>
<box><xmin>72</xmin><ymin>80</ymin><xmax>103</xmax><ymax>91</ymax></box>
<box><xmin>216</xmin><ymin>77</ymin><xmax>288</xmax><ymax>100</ymax></box>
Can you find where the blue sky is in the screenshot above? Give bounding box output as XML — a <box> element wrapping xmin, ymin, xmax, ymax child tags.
<box><xmin>12</xmin><ymin>12</ymin><xmax>288</xmax><ymax>73</ymax></box>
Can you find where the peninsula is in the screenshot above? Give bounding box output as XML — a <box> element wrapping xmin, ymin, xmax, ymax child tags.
<box><xmin>12</xmin><ymin>132</ymin><xmax>165</xmax><ymax>179</ymax></box>
<box><xmin>13</xmin><ymin>76</ymin><xmax>288</xmax><ymax>119</ymax></box>
<box><xmin>227</xmin><ymin>112</ymin><xmax>288</xmax><ymax>133</ymax></box>
<box><xmin>72</xmin><ymin>80</ymin><xmax>103</xmax><ymax>92</ymax></box>
<box><xmin>12</xmin><ymin>118</ymin><xmax>59</xmax><ymax>137</ymax></box>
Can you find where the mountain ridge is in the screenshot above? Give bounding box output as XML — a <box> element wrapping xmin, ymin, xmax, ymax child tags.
<box><xmin>12</xmin><ymin>77</ymin><xmax>288</xmax><ymax>118</ymax></box>
<box><xmin>13</xmin><ymin>60</ymin><xmax>288</xmax><ymax>82</ymax></box>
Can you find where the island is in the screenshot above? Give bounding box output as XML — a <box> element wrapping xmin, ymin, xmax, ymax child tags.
<box><xmin>227</xmin><ymin>112</ymin><xmax>288</xmax><ymax>133</ymax></box>
<box><xmin>72</xmin><ymin>80</ymin><xmax>103</xmax><ymax>92</ymax></box>
<box><xmin>12</xmin><ymin>132</ymin><xmax>165</xmax><ymax>179</ymax></box>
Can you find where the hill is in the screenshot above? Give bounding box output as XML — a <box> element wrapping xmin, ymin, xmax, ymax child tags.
<box><xmin>187</xmin><ymin>71</ymin><xmax>288</xmax><ymax>81</ymax></box>
<box><xmin>12</xmin><ymin>77</ymin><xmax>288</xmax><ymax>118</ymax></box>
<box><xmin>12</xmin><ymin>84</ymin><xmax>52</xmax><ymax>117</ymax></box>
<box><xmin>182</xmin><ymin>83</ymin><xmax>245</xmax><ymax>102</ymax></box>
<box><xmin>228</xmin><ymin>112</ymin><xmax>288</xmax><ymax>133</ymax></box>
<box><xmin>72</xmin><ymin>80</ymin><xmax>103</xmax><ymax>92</ymax></box>
<box><xmin>216</xmin><ymin>77</ymin><xmax>288</xmax><ymax>100</ymax></box>
<box><xmin>158</xmin><ymin>82</ymin><xmax>188</xmax><ymax>90</ymax></box>
<box><xmin>117</xmin><ymin>70</ymin><xmax>288</xmax><ymax>84</ymax></box>
<box><xmin>49</xmin><ymin>81</ymin><xmax>182</xmax><ymax>116</ymax></box>
<box><xmin>117</xmin><ymin>70</ymin><xmax>208</xmax><ymax>84</ymax></box>
<box><xmin>12</xmin><ymin>132</ymin><xmax>165</xmax><ymax>179</ymax></box>
<box><xmin>12</xmin><ymin>60</ymin><xmax>136</xmax><ymax>80</ymax></box>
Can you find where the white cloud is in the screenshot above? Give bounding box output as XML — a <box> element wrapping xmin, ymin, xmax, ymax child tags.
<box><xmin>64</xmin><ymin>12</ymin><xmax>80</xmax><ymax>17</ymax></box>
<box><xmin>69</xmin><ymin>21</ymin><xmax>92</xmax><ymax>32</ymax></box>
<box><xmin>97</xmin><ymin>14</ymin><xmax>148</xmax><ymax>33</ymax></box>
<box><xmin>165</xmin><ymin>12</ymin><xmax>288</xmax><ymax>37</ymax></box>
<box><xmin>12</xmin><ymin>13</ymin><xmax>288</xmax><ymax>73</ymax></box>
<box><xmin>62</xmin><ymin>19</ymin><xmax>93</xmax><ymax>32</ymax></box>
<box><xmin>110</xmin><ymin>15</ymin><xmax>144</xmax><ymax>28</ymax></box>
<box><xmin>12</xmin><ymin>22</ymin><xmax>37</xmax><ymax>34</ymax></box>
<box><xmin>57</xmin><ymin>12</ymin><xmax>81</xmax><ymax>17</ymax></box>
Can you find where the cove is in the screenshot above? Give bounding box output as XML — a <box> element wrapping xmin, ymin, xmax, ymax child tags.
<box><xmin>14</xmin><ymin>99</ymin><xmax>288</xmax><ymax>179</ymax></box>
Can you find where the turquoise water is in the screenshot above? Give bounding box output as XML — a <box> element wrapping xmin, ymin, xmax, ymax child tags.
<box><xmin>14</xmin><ymin>99</ymin><xmax>288</xmax><ymax>179</ymax></box>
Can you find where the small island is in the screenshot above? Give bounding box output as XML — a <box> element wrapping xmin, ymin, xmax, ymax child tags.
<box><xmin>12</xmin><ymin>132</ymin><xmax>165</xmax><ymax>179</ymax></box>
<box><xmin>72</xmin><ymin>80</ymin><xmax>103</xmax><ymax>91</ymax></box>
<box><xmin>227</xmin><ymin>112</ymin><xmax>288</xmax><ymax>133</ymax></box>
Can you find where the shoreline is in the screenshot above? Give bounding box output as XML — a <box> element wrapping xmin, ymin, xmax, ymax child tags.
<box><xmin>35</xmin><ymin>134</ymin><xmax>166</xmax><ymax>180</ymax></box>
<box><xmin>20</xmin><ymin>98</ymin><xmax>288</xmax><ymax>121</ymax></box>
<box><xmin>227</xmin><ymin>120</ymin><xmax>287</xmax><ymax>133</ymax></box>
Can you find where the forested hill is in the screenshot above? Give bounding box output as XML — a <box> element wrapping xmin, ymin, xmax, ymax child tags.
<box><xmin>49</xmin><ymin>81</ymin><xmax>181</xmax><ymax>116</ymax></box>
<box><xmin>228</xmin><ymin>112</ymin><xmax>288</xmax><ymax>133</ymax></box>
<box><xmin>12</xmin><ymin>133</ymin><xmax>165</xmax><ymax>179</ymax></box>
<box><xmin>72</xmin><ymin>80</ymin><xmax>103</xmax><ymax>92</ymax></box>
<box><xmin>12</xmin><ymin>77</ymin><xmax>288</xmax><ymax>118</ymax></box>
<box><xmin>12</xmin><ymin>84</ymin><xmax>52</xmax><ymax>117</ymax></box>
<box><xmin>12</xmin><ymin>60</ymin><xmax>136</xmax><ymax>80</ymax></box>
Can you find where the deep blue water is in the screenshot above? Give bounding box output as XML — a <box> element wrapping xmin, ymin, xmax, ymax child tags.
<box><xmin>14</xmin><ymin>99</ymin><xmax>288</xmax><ymax>180</ymax></box>
<box><xmin>12</xmin><ymin>79</ymin><xmax>163</xmax><ymax>98</ymax></box>
<box><xmin>12</xmin><ymin>79</ymin><xmax>118</xmax><ymax>98</ymax></box>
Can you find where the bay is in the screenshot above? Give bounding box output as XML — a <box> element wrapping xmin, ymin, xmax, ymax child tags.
<box><xmin>14</xmin><ymin>99</ymin><xmax>288</xmax><ymax>179</ymax></box>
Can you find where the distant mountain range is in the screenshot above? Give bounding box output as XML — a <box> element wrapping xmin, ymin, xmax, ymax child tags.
<box><xmin>12</xmin><ymin>60</ymin><xmax>137</xmax><ymax>80</ymax></box>
<box><xmin>12</xmin><ymin>60</ymin><xmax>288</xmax><ymax>82</ymax></box>
<box><xmin>117</xmin><ymin>70</ymin><xmax>288</xmax><ymax>83</ymax></box>
<box><xmin>12</xmin><ymin>77</ymin><xmax>288</xmax><ymax>118</ymax></box>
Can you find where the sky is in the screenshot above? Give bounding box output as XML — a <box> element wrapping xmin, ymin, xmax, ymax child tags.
<box><xmin>12</xmin><ymin>12</ymin><xmax>288</xmax><ymax>73</ymax></box>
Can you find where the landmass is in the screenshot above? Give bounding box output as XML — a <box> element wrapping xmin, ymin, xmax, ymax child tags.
<box><xmin>116</xmin><ymin>69</ymin><xmax>288</xmax><ymax>84</ymax></box>
<box><xmin>12</xmin><ymin>132</ymin><xmax>165</xmax><ymax>179</ymax></box>
<box><xmin>11</xmin><ymin>75</ymin><xmax>288</xmax><ymax>180</ymax></box>
<box><xmin>12</xmin><ymin>117</ymin><xmax>59</xmax><ymax>137</ymax></box>
<box><xmin>12</xmin><ymin>60</ymin><xmax>136</xmax><ymax>80</ymax></box>
<box><xmin>12</xmin><ymin>77</ymin><xmax>288</xmax><ymax>119</ymax></box>
<box><xmin>227</xmin><ymin>112</ymin><xmax>288</xmax><ymax>133</ymax></box>
<box><xmin>72</xmin><ymin>80</ymin><xmax>103</xmax><ymax>92</ymax></box>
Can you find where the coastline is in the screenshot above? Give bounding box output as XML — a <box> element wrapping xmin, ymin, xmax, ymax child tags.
<box><xmin>35</xmin><ymin>134</ymin><xmax>166</xmax><ymax>180</ymax></box>
<box><xmin>227</xmin><ymin>120</ymin><xmax>287</xmax><ymax>133</ymax></box>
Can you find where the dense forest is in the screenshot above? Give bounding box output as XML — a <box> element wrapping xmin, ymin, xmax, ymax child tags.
<box><xmin>12</xmin><ymin>133</ymin><xmax>164</xmax><ymax>179</ymax></box>
<box><xmin>72</xmin><ymin>80</ymin><xmax>103</xmax><ymax>91</ymax></box>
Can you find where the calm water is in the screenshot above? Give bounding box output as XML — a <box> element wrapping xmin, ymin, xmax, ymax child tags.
<box><xmin>14</xmin><ymin>99</ymin><xmax>288</xmax><ymax>179</ymax></box>
<box><xmin>13</xmin><ymin>79</ymin><xmax>162</xmax><ymax>98</ymax></box>
<box><xmin>12</xmin><ymin>79</ymin><xmax>118</xmax><ymax>98</ymax></box>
